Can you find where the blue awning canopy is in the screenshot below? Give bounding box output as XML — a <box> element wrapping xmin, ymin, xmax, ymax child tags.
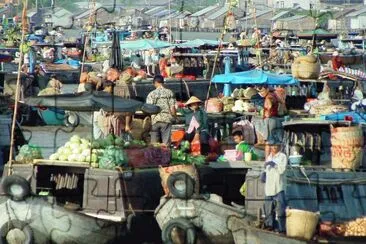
<box><xmin>120</xmin><ymin>39</ymin><xmax>171</xmax><ymax>50</ymax></box>
<box><xmin>212</xmin><ymin>69</ymin><xmax>298</xmax><ymax>85</ymax></box>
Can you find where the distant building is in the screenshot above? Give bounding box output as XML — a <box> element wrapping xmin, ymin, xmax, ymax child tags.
<box><xmin>328</xmin><ymin>8</ymin><xmax>355</xmax><ymax>31</ymax></box>
<box><xmin>188</xmin><ymin>4</ymin><xmax>221</xmax><ymax>30</ymax></box>
<box><xmin>274</xmin><ymin>15</ymin><xmax>315</xmax><ymax>31</ymax></box>
<box><xmin>203</xmin><ymin>4</ymin><xmax>245</xmax><ymax>30</ymax></box>
<box><xmin>239</xmin><ymin>9</ymin><xmax>273</xmax><ymax>33</ymax></box>
<box><xmin>267</xmin><ymin>0</ymin><xmax>314</xmax><ymax>9</ymax></box>
<box><xmin>345</xmin><ymin>7</ymin><xmax>366</xmax><ymax>30</ymax></box>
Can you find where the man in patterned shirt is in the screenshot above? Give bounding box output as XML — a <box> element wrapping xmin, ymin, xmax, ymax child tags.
<box><xmin>146</xmin><ymin>75</ymin><xmax>176</xmax><ymax>145</ymax></box>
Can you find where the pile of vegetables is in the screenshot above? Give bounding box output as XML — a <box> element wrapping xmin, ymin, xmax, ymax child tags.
<box><xmin>92</xmin><ymin>134</ymin><xmax>146</xmax><ymax>149</ymax></box>
<box><xmin>16</xmin><ymin>144</ymin><xmax>43</xmax><ymax>164</ymax></box>
<box><xmin>344</xmin><ymin>217</ymin><xmax>366</xmax><ymax>236</ymax></box>
<box><xmin>99</xmin><ymin>146</ymin><xmax>127</xmax><ymax>169</ymax></box>
<box><xmin>49</xmin><ymin>135</ymin><xmax>98</xmax><ymax>166</ymax></box>
<box><xmin>171</xmin><ymin>141</ymin><xmax>206</xmax><ymax>166</ymax></box>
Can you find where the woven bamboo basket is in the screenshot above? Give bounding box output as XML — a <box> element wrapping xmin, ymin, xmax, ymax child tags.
<box><xmin>292</xmin><ymin>61</ymin><xmax>321</xmax><ymax>79</ymax></box>
<box><xmin>331</xmin><ymin>126</ymin><xmax>364</xmax><ymax>170</ymax></box>
<box><xmin>286</xmin><ymin>209</ymin><xmax>319</xmax><ymax>240</ymax></box>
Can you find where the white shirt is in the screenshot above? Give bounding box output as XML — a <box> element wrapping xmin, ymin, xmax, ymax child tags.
<box><xmin>265</xmin><ymin>151</ymin><xmax>287</xmax><ymax>197</ymax></box>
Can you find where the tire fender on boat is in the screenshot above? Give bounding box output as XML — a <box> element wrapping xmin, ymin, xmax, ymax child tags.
<box><xmin>161</xmin><ymin>218</ymin><xmax>196</xmax><ymax>244</ymax></box>
<box><xmin>167</xmin><ymin>172</ymin><xmax>195</xmax><ymax>199</ymax></box>
<box><xmin>1</xmin><ymin>175</ymin><xmax>31</xmax><ymax>201</ymax></box>
<box><xmin>0</xmin><ymin>220</ymin><xmax>33</xmax><ymax>244</ymax></box>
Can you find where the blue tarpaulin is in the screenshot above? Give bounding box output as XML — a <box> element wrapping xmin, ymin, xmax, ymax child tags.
<box><xmin>286</xmin><ymin>168</ymin><xmax>366</xmax><ymax>222</ymax></box>
<box><xmin>120</xmin><ymin>39</ymin><xmax>171</xmax><ymax>51</ymax></box>
<box><xmin>212</xmin><ymin>69</ymin><xmax>298</xmax><ymax>85</ymax></box>
<box><xmin>320</xmin><ymin>111</ymin><xmax>366</xmax><ymax>124</ymax></box>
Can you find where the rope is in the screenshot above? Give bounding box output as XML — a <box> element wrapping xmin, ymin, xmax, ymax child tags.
<box><xmin>8</xmin><ymin>0</ymin><xmax>28</xmax><ymax>175</ymax></box>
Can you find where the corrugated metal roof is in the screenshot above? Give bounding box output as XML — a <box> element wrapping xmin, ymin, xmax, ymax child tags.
<box><xmin>153</xmin><ymin>9</ymin><xmax>175</xmax><ymax>18</ymax></box>
<box><xmin>145</xmin><ymin>6</ymin><xmax>165</xmax><ymax>15</ymax></box>
<box><xmin>346</xmin><ymin>8</ymin><xmax>366</xmax><ymax>18</ymax></box>
<box><xmin>175</xmin><ymin>11</ymin><xmax>191</xmax><ymax>19</ymax></box>
<box><xmin>277</xmin><ymin>15</ymin><xmax>307</xmax><ymax>22</ymax></box>
<box><xmin>270</xmin><ymin>11</ymin><xmax>290</xmax><ymax>21</ymax></box>
<box><xmin>191</xmin><ymin>4</ymin><xmax>220</xmax><ymax>17</ymax></box>
<box><xmin>207</xmin><ymin>5</ymin><xmax>228</xmax><ymax>20</ymax></box>
<box><xmin>74</xmin><ymin>10</ymin><xmax>92</xmax><ymax>19</ymax></box>
<box><xmin>160</xmin><ymin>12</ymin><xmax>181</xmax><ymax>20</ymax></box>
<box><xmin>333</xmin><ymin>8</ymin><xmax>355</xmax><ymax>19</ymax></box>
<box><xmin>241</xmin><ymin>9</ymin><xmax>272</xmax><ymax>21</ymax></box>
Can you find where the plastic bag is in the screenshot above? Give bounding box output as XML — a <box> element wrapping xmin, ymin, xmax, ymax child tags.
<box><xmin>191</xmin><ymin>134</ymin><xmax>201</xmax><ymax>156</ymax></box>
<box><xmin>15</xmin><ymin>144</ymin><xmax>43</xmax><ymax>164</ymax></box>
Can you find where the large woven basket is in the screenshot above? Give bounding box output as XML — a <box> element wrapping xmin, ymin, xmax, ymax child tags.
<box><xmin>292</xmin><ymin>61</ymin><xmax>321</xmax><ymax>79</ymax></box>
<box><xmin>286</xmin><ymin>209</ymin><xmax>319</xmax><ymax>240</ymax></box>
<box><xmin>331</xmin><ymin>126</ymin><xmax>364</xmax><ymax>170</ymax></box>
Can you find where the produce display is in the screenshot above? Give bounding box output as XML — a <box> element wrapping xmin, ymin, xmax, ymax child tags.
<box><xmin>99</xmin><ymin>146</ymin><xmax>127</xmax><ymax>169</ymax></box>
<box><xmin>344</xmin><ymin>217</ymin><xmax>366</xmax><ymax>237</ymax></box>
<box><xmin>171</xmin><ymin>140</ymin><xmax>206</xmax><ymax>166</ymax></box>
<box><xmin>91</xmin><ymin>134</ymin><xmax>146</xmax><ymax>149</ymax></box>
<box><xmin>49</xmin><ymin>135</ymin><xmax>99</xmax><ymax>166</ymax></box>
<box><xmin>15</xmin><ymin>144</ymin><xmax>43</xmax><ymax>164</ymax></box>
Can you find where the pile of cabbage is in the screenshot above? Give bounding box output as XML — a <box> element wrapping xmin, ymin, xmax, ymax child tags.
<box><xmin>99</xmin><ymin>146</ymin><xmax>128</xmax><ymax>169</ymax></box>
<box><xmin>16</xmin><ymin>144</ymin><xmax>43</xmax><ymax>164</ymax></box>
<box><xmin>49</xmin><ymin>135</ymin><xmax>100</xmax><ymax>165</ymax></box>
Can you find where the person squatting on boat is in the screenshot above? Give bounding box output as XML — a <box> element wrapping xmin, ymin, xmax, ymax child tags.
<box><xmin>262</xmin><ymin>137</ymin><xmax>288</xmax><ymax>233</ymax></box>
<box><xmin>146</xmin><ymin>75</ymin><xmax>176</xmax><ymax>145</ymax></box>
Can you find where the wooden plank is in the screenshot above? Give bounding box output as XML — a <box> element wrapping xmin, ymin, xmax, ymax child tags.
<box><xmin>209</xmin><ymin>160</ymin><xmax>264</xmax><ymax>169</ymax></box>
<box><xmin>32</xmin><ymin>159</ymin><xmax>90</xmax><ymax>168</ymax></box>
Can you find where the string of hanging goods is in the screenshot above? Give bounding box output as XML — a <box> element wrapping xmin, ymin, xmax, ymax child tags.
<box><xmin>50</xmin><ymin>173</ymin><xmax>79</xmax><ymax>190</ymax></box>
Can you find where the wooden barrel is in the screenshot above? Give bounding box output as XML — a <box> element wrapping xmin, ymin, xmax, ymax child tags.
<box><xmin>331</xmin><ymin>126</ymin><xmax>364</xmax><ymax>169</ymax></box>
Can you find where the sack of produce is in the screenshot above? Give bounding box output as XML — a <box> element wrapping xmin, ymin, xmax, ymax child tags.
<box><xmin>344</xmin><ymin>217</ymin><xmax>366</xmax><ymax>236</ymax></box>
<box><xmin>15</xmin><ymin>144</ymin><xmax>43</xmax><ymax>164</ymax></box>
<box><xmin>99</xmin><ymin>146</ymin><xmax>127</xmax><ymax>169</ymax></box>
<box><xmin>144</xmin><ymin>146</ymin><xmax>171</xmax><ymax>167</ymax></box>
<box><xmin>125</xmin><ymin>149</ymin><xmax>146</xmax><ymax>168</ymax></box>
<box><xmin>331</xmin><ymin>126</ymin><xmax>363</xmax><ymax>170</ymax></box>
<box><xmin>205</xmin><ymin>98</ymin><xmax>223</xmax><ymax>113</ymax></box>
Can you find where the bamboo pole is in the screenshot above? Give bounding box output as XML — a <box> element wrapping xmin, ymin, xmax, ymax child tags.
<box><xmin>205</xmin><ymin>2</ymin><xmax>234</xmax><ymax>104</ymax></box>
<box><xmin>8</xmin><ymin>0</ymin><xmax>28</xmax><ymax>175</ymax></box>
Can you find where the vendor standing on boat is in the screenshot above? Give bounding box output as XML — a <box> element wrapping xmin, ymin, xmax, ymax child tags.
<box><xmin>146</xmin><ymin>75</ymin><xmax>176</xmax><ymax>145</ymax></box>
<box><xmin>263</xmin><ymin>138</ymin><xmax>287</xmax><ymax>233</ymax></box>
<box><xmin>179</xmin><ymin>96</ymin><xmax>210</xmax><ymax>155</ymax></box>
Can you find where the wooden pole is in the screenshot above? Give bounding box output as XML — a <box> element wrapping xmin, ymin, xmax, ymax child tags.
<box><xmin>205</xmin><ymin>2</ymin><xmax>233</xmax><ymax>104</ymax></box>
<box><xmin>8</xmin><ymin>0</ymin><xmax>28</xmax><ymax>175</ymax></box>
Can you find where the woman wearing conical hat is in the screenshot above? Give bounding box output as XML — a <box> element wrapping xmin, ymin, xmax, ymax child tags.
<box><xmin>179</xmin><ymin>96</ymin><xmax>210</xmax><ymax>155</ymax></box>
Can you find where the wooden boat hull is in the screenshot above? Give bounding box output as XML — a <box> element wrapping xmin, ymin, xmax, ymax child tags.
<box><xmin>155</xmin><ymin>196</ymin><xmax>310</xmax><ymax>244</ymax></box>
